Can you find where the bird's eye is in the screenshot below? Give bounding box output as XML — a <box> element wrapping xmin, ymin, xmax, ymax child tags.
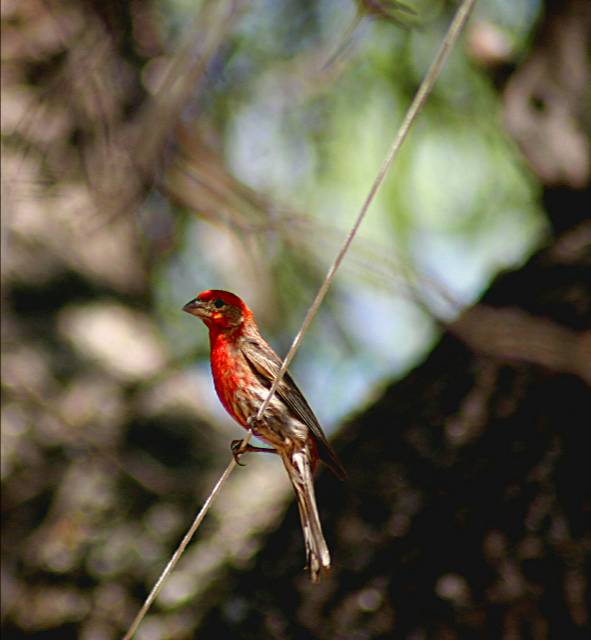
<box><xmin>213</xmin><ymin>298</ymin><xmax>225</xmax><ymax>309</ymax></box>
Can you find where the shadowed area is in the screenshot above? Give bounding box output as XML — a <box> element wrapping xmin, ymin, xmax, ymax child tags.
<box><xmin>1</xmin><ymin>0</ymin><xmax>589</xmax><ymax>638</ymax></box>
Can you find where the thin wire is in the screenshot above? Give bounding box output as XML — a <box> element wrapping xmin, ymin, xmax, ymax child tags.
<box><xmin>122</xmin><ymin>458</ymin><xmax>238</xmax><ymax>640</ymax></box>
<box><xmin>255</xmin><ymin>0</ymin><xmax>477</xmax><ymax>423</ymax></box>
<box><xmin>123</xmin><ymin>1</ymin><xmax>476</xmax><ymax>636</ymax></box>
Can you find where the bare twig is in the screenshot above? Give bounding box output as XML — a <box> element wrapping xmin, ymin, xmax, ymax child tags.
<box><xmin>123</xmin><ymin>0</ymin><xmax>477</xmax><ymax>636</ymax></box>
<box><xmin>451</xmin><ymin>305</ymin><xmax>591</xmax><ymax>384</ymax></box>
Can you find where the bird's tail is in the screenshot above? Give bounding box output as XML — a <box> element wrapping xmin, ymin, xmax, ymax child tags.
<box><xmin>284</xmin><ymin>449</ymin><xmax>331</xmax><ymax>582</ymax></box>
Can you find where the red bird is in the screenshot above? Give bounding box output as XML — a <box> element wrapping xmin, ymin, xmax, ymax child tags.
<box><xmin>183</xmin><ymin>289</ymin><xmax>345</xmax><ymax>582</ymax></box>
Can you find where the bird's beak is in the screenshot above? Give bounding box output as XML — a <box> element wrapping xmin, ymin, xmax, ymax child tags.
<box><xmin>182</xmin><ymin>298</ymin><xmax>206</xmax><ymax>318</ymax></box>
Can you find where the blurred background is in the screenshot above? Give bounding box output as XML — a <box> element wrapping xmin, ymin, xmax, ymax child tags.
<box><xmin>1</xmin><ymin>0</ymin><xmax>589</xmax><ymax>638</ymax></box>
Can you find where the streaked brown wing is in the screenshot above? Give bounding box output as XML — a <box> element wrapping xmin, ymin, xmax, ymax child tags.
<box><xmin>241</xmin><ymin>336</ymin><xmax>346</xmax><ymax>480</ymax></box>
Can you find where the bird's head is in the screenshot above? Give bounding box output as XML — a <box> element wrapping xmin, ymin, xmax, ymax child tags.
<box><xmin>182</xmin><ymin>289</ymin><xmax>252</xmax><ymax>331</ymax></box>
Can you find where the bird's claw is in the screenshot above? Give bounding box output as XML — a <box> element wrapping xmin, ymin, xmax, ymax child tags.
<box><xmin>231</xmin><ymin>439</ymin><xmax>247</xmax><ymax>466</ymax></box>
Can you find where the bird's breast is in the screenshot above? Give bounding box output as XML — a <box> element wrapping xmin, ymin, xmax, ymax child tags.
<box><xmin>209</xmin><ymin>334</ymin><xmax>308</xmax><ymax>449</ymax></box>
<box><xmin>210</xmin><ymin>336</ymin><xmax>254</xmax><ymax>426</ymax></box>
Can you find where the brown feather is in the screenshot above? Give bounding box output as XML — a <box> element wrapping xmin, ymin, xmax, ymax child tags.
<box><xmin>241</xmin><ymin>335</ymin><xmax>346</xmax><ymax>480</ymax></box>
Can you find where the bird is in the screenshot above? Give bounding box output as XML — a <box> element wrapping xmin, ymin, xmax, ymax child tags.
<box><xmin>183</xmin><ymin>289</ymin><xmax>345</xmax><ymax>582</ymax></box>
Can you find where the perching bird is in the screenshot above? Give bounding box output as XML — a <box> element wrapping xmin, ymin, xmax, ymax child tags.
<box><xmin>183</xmin><ymin>289</ymin><xmax>345</xmax><ymax>582</ymax></box>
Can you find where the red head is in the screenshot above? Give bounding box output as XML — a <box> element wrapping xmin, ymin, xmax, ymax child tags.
<box><xmin>182</xmin><ymin>289</ymin><xmax>253</xmax><ymax>332</ymax></box>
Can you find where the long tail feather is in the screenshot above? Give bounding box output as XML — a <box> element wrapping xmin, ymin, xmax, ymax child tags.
<box><xmin>284</xmin><ymin>449</ymin><xmax>330</xmax><ymax>582</ymax></box>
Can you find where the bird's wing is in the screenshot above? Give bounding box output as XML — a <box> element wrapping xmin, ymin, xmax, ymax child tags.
<box><xmin>241</xmin><ymin>336</ymin><xmax>346</xmax><ymax>480</ymax></box>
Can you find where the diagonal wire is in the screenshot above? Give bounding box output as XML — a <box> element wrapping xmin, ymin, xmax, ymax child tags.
<box><xmin>122</xmin><ymin>0</ymin><xmax>477</xmax><ymax>637</ymax></box>
<box><xmin>122</xmin><ymin>461</ymin><xmax>237</xmax><ymax>640</ymax></box>
<box><xmin>254</xmin><ymin>0</ymin><xmax>477</xmax><ymax>423</ymax></box>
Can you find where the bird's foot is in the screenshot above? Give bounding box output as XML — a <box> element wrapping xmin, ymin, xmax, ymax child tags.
<box><xmin>231</xmin><ymin>439</ymin><xmax>277</xmax><ymax>465</ymax></box>
<box><xmin>231</xmin><ymin>439</ymin><xmax>248</xmax><ymax>466</ymax></box>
